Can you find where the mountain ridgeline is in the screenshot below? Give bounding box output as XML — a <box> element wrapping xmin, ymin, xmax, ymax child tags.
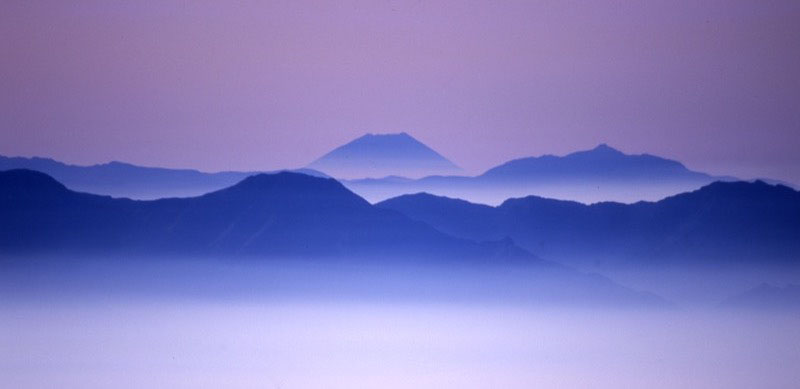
<box><xmin>345</xmin><ymin>144</ymin><xmax>732</xmax><ymax>204</ymax></box>
<box><xmin>0</xmin><ymin>155</ymin><xmax>260</xmax><ymax>199</ymax></box>
<box><xmin>0</xmin><ymin>169</ymin><xmax>522</xmax><ymax>261</ymax></box>
<box><xmin>377</xmin><ymin>180</ymin><xmax>800</xmax><ymax>269</ymax></box>
<box><xmin>0</xmin><ymin>154</ymin><xmax>335</xmax><ymax>200</ymax></box>
<box><xmin>0</xmin><ymin>168</ymin><xmax>670</xmax><ymax>307</ymax></box>
<box><xmin>2</xmin><ymin>140</ymin><xmax>747</xmax><ymax>205</ymax></box>
<box><xmin>480</xmin><ymin>143</ymin><xmax>710</xmax><ymax>181</ymax></box>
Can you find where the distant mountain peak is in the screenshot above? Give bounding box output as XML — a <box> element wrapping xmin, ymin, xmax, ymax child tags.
<box><xmin>361</xmin><ymin>131</ymin><xmax>411</xmax><ymax>138</ymax></box>
<box><xmin>591</xmin><ymin>143</ymin><xmax>621</xmax><ymax>153</ymax></box>
<box><xmin>307</xmin><ymin>132</ymin><xmax>461</xmax><ymax>179</ymax></box>
<box><xmin>481</xmin><ymin>144</ymin><xmax>704</xmax><ymax>181</ymax></box>
<box><xmin>569</xmin><ymin>143</ymin><xmax>625</xmax><ymax>158</ymax></box>
<box><xmin>347</xmin><ymin>132</ymin><xmax>421</xmax><ymax>147</ymax></box>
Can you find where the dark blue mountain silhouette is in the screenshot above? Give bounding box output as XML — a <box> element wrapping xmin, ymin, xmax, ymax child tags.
<box><xmin>307</xmin><ymin>132</ymin><xmax>462</xmax><ymax>179</ymax></box>
<box><xmin>720</xmin><ymin>283</ymin><xmax>800</xmax><ymax>310</ymax></box>
<box><xmin>345</xmin><ymin>144</ymin><xmax>736</xmax><ymax>204</ymax></box>
<box><xmin>0</xmin><ymin>154</ymin><xmax>327</xmax><ymax>200</ymax></box>
<box><xmin>0</xmin><ymin>169</ymin><xmax>670</xmax><ymax>306</ymax></box>
<box><xmin>377</xmin><ymin>180</ymin><xmax>800</xmax><ymax>268</ymax></box>
<box><xmin>0</xmin><ymin>169</ymin><xmax>516</xmax><ymax>260</ymax></box>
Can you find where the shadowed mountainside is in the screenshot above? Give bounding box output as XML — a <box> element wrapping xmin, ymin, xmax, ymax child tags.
<box><xmin>377</xmin><ymin>180</ymin><xmax>800</xmax><ymax>268</ymax></box>
<box><xmin>378</xmin><ymin>181</ymin><xmax>800</xmax><ymax>305</ymax></box>
<box><xmin>0</xmin><ymin>169</ymin><xmax>667</xmax><ymax>307</ymax></box>
<box><xmin>0</xmin><ymin>169</ymin><xmax>515</xmax><ymax>260</ymax></box>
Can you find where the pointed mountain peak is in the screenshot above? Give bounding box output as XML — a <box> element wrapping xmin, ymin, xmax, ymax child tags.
<box><xmin>307</xmin><ymin>132</ymin><xmax>461</xmax><ymax>179</ymax></box>
<box><xmin>350</xmin><ymin>132</ymin><xmax>425</xmax><ymax>147</ymax></box>
<box><xmin>586</xmin><ymin>143</ymin><xmax>624</xmax><ymax>155</ymax></box>
<box><xmin>480</xmin><ymin>144</ymin><xmax>706</xmax><ymax>185</ymax></box>
<box><xmin>593</xmin><ymin>143</ymin><xmax>617</xmax><ymax>151</ymax></box>
<box><xmin>362</xmin><ymin>131</ymin><xmax>410</xmax><ymax>138</ymax></box>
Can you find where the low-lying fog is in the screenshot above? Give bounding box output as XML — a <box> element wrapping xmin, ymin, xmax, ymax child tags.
<box><xmin>1</xmin><ymin>256</ymin><xmax>799</xmax><ymax>389</ymax></box>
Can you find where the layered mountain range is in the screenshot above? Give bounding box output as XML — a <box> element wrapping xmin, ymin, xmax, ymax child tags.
<box><xmin>376</xmin><ymin>180</ymin><xmax>800</xmax><ymax>304</ymax></box>
<box><xmin>0</xmin><ymin>154</ymin><xmax>329</xmax><ymax>200</ymax></box>
<box><xmin>2</xmin><ymin>133</ymin><xmax>760</xmax><ymax>204</ymax></box>
<box><xmin>0</xmin><ymin>169</ymin><xmax>511</xmax><ymax>260</ymax></box>
<box><xmin>3</xmin><ymin>134</ymin><xmax>797</xmax><ymax>307</ymax></box>
<box><xmin>0</xmin><ymin>168</ymin><xmax>667</xmax><ymax>306</ymax></box>
<box><xmin>377</xmin><ymin>180</ymin><xmax>800</xmax><ymax>269</ymax></box>
<box><xmin>344</xmin><ymin>143</ymin><xmax>736</xmax><ymax>204</ymax></box>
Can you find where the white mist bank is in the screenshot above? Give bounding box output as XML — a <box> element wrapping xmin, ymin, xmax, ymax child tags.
<box><xmin>0</xmin><ymin>256</ymin><xmax>665</xmax><ymax>308</ymax></box>
<box><xmin>1</xmin><ymin>256</ymin><xmax>799</xmax><ymax>388</ymax></box>
<box><xmin>1</xmin><ymin>301</ymin><xmax>799</xmax><ymax>389</ymax></box>
<box><xmin>594</xmin><ymin>263</ymin><xmax>800</xmax><ymax>308</ymax></box>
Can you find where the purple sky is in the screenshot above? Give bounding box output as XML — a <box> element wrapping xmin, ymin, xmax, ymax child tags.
<box><xmin>2</xmin><ymin>1</ymin><xmax>799</xmax><ymax>183</ymax></box>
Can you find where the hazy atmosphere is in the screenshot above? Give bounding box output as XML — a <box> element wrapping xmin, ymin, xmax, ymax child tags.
<box><xmin>2</xmin><ymin>257</ymin><xmax>799</xmax><ymax>389</ymax></box>
<box><xmin>2</xmin><ymin>1</ymin><xmax>800</xmax><ymax>183</ymax></box>
<box><xmin>2</xmin><ymin>1</ymin><xmax>799</xmax><ymax>388</ymax></box>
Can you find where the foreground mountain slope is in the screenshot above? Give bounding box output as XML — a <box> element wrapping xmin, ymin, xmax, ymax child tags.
<box><xmin>346</xmin><ymin>144</ymin><xmax>733</xmax><ymax>204</ymax></box>
<box><xmin>0</xmin><ymin>169</ymin><xmax>515</xmax><ymax>260</ymax></box>
<box><xmin>378</xmin><ymin>180</ymin><xmax>800</xmax><ymax>267</ymax></box>
<box><xmin>307</xmin><ymin>133</ymin><xmax>461</xmax><ymax>179</ymax></box>
<box><xmin>0</xmin><ymin>169</ymin><xmax>667</xmax><ymax>307</ymax></box>
<box><xmin>379</xmin><ymin>182</ymin><xmax>800</xmax><ymax>305</ymax></box>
